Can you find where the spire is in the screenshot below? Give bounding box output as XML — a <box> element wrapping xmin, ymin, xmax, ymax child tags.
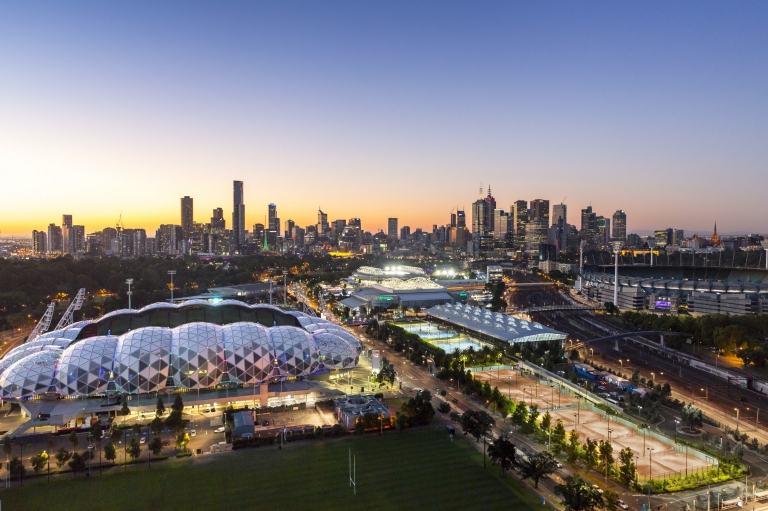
<box><xmin>712</xmin><ymin>222</ymin><xmax>720</xmax><ymax>247</ymax></box>
<box><xmin>487</xmin><ymin>185</ymin><xmax>492</xmax><ymax>198</ymax></box>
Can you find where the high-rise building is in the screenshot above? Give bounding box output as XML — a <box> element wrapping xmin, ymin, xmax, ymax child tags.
<box><xmin>654</xmin><ymin>229</ymin><xmax>673</xmax><ymax>248</ymax></box>
<box><xmin>552</xmin><ymin>204</ymin><xmax>568</xmax><ymax>250</ymax></box>
<box><xmin>32</xmin><ymin>230</ymin><xmax>47</xmax><ymax>254</ymax></box>
<box><xmin>317</xmin><ymin>209</ymin><xmax>329</xmax><ymax>237</ymax></box>
<box><xmin>400</xmin><ymin>226</ymin><xmax>411</xmax><ymax>242</ymax></box>
<box><xmin>493</xmin><ymin>209</ymin><xmax>509</xmax><ymax>239</ymax></box>
<box><xmin>285</xmin><ymin>219</ymin><xmax>295</xmax><ymax>239</ymax></box>
<box><xmin>456</xmin><ymin>210</ymin><xmax>466</xmax><ymax>229</ymax></box>
<box><xmin>47</xmin><ymin>224</ymin><xmax>62</xmax><ymax>254</ymax></box>
<box><xmin>253</xmin><ymin>223</ymin><xmax>265</xmax><ymax>248</ymax></box>
<box><xmin>387</xmin><ymin>218</ymin><xmax>398</xmax><ymax>241</ymax></box>
<box><xmin>471</xmin><ymin>187</ymin><xmax>496</xmax><ymax>235</ymax></box>
<box><xmin>673</xmin><ymin>229</ymin><xmax>685</xmax><ymax>246</ymax></box>
<box><xmin>612</xmin><ymin>210</ymin><xmax>627</xmax><ymax>241</ymax></box>
<box><xmin>530</xmin><ymin>199</ymin><xmax>550</xmax><ymax>224</ymax></box>
<box><xmin>552</xmin><ymin>204</ymin><xmax>567</xmax><ymax>227</ymax></box>
<box><xmin>156</xmin><ymin>224</ymin><xmax>183</xmax><ymax>254</ymax></box>
<box><xmin>181</xmin><ymin>196</ymin><xmax>194</xmax><ymax>237</ymax></box>
<box><xmin>210</xmin><ymin>208</ymin><xmax>225</xmax><ymax>230</ymax></box>
<box><xmin>268</xmin><ymin>204</ymin><xmax>278</xmax><ymax>232</ymax></box>
<box><xmin>62</xmin><ymin>215</ymin><xmax>72</xmax><ymax>228</ymax></box>
<box><xmin>450</xmin><ymin>212</ymin><xmax>457</xmax><ymax>228</ymax></box>
<box><xmin>596</xmin><ymin>216</ymin><xmax>611</xmax><ymax>248</ymax></box>
<box><xmin>581</xmin><ymin>206</ymin><xmax>598</xmax><ymax>247</ymax></box>
<box><xmin>512</xmin><ymin>201</ymin><xmax>528</xmax><ymax>235</ymax></box>
<box><xmin>525</xmin><ymin>218</ymin><xmax>549</xmax><ymax>257</ymax></box>
<box><xmin>232</xmin><ymin>181</ymin><xmax>245</xmax><ymax>249</ymax></box>
<box><xmin>133</xmin><ymin>229</ymin><xmax>147</xmax><ymax>256</ymax></box>
<box><xmin>72</xmin><ymin>225</ymin><xmax>85</xmax><ymax>253</ymax></box>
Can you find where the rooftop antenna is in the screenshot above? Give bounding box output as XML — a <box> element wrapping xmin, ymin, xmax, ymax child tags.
<box><xmin>562</xmin><ymin>196</ymin><xmax>567</xmax><ymax>204</ymax></box>
<box><xmin>479</xmin><ymin>182</ymin><xmax>483</xmax><ymax>199</ymax></box>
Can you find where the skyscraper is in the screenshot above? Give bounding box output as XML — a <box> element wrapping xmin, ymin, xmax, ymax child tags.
<box><xmin>471</xmin><ymin>186</ymin><xmax>496</xmax><ymax>235</ymax></box>
<box><xmin>232</xmin><ymin>181</ymin><xmax>245</xmax><ymax>249</ymax></box>
<box><xmin>32</xmin><ymin>230</ymin><xmax>47</xmax><ymax>254</ymax></box>
<box><xmin>210</xmin><ymin>208</ymin><xmax>225</xmax><ymax>230</ymax></box>
<box><xmin>530</xmin><ymin>199</ymin><xmax>550</xmax><ymax>224</ymax></box>
<box><xmin>493</xmin><ymin>209</ymin><xmax>509</xmax><ymax>239</ymax></box>
<box><xmin>612</xmin><ymin>210</ymin><xmax>627</xmax><ymax>241</ymax></box>
<box><xmin>552</xmin><ymin>204</ymin><xmax>567</xmax><ymax>227</ymax></box>
<box><xmin>47</xmin><ymin>224</ymin><xmax>62</xmax><ymax>254</ymax></box>
<box><xmin>317</xmin><ymin>209</ymin><xmax>329</xmax><ymax>237</ymax></box>
<box><xmin>512</xmin><ymin>201</ymin><xmax>528</xmax><ymax>235</ymax></box>
<box><xmin>596</xmin><ymin>216</ymin><xmax>611</xmax><ymax>248</ymax></box>
<box><xmin>581</xmin><ymin>206</ymin><xmax>598</xmax><ymax>247</ymax></box>
<box><xmin>552</xmin><ymin>203</ymin><xmax>568</xmax><ymax>250</ymax></box>
<box><xmin>387</xmin><ymin>218</ymin><xmax>398</xmax><ymax>241</ymax></box>
<box><xmin>285</xmin><ymin>219</ymin><xmax>295</xmax><ymax>239</ymax></box>
<box><xmin>456</xmin><ymin>210</ymin><xmax>466</xmax><ymax>229</ymax></box>
<box><xmin>181</xmin><ymin>196</ymin><xmax>194</xmax><ymax>237</ymax></box>
<box><xmin>268</xmin><ymin>204</ymin><xmax>278</xmax><ymax>232</ymax></box>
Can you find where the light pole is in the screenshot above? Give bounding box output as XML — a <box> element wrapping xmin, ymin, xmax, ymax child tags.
<box><xmin>647</xmin><ymin>239</ymin><xmax>657</xmax><ymax>267</ymax></box>
<box><xmin>647</xmin><ymin>447</ymin><xmax>654</xmax><ymax>481</ymax></box>
<box><xmin>126</xmin><ymin>278</ymin><xmax>134</xmax><ymax>310</ymax></box>
<box><xmin>612</xmin><ymin>242</ymin><xmax>623</xmax><ymax>307</ymax></box>
<box><xmin>167</xmin><ymin>270</ymin><xmax>176</xmax><ymax>303</ymax></box>
<box><xmin>606</xmin><ymin>429</ymin><xmax>613</xmax><ymax>482</ymax></box>
<box><xmin>283</xmin><ymin>271</ymin><xmax>288</xmax><ymax>307</ymax></box>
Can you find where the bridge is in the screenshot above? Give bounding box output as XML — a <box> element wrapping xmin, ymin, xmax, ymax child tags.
<box><xmin>523</xmin><ymin>305</ymin><xmax>603</xmax><ymax>313</ymax></box>
<box><xmin>506</xmin><ymin>282</ymin><xmax>557</xmax><ymax>288</ymax></box>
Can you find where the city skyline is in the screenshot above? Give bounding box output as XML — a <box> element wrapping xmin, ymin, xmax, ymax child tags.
<box><xmin>2</xmin><ymin>2</ymin><xmax>768</xmax><ymax>236</ymax></box>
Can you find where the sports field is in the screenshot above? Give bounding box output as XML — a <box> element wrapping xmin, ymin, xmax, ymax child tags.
<box><xmin>1</xmin><ymin>428</ymin><xmax>544</xmax><ymax>511</ymax></box>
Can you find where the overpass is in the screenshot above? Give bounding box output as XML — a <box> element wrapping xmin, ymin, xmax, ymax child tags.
<box><xmin>524</xmin><ymin>305</ymin><xmax>603</xmax><ymax>313</ymax></box>
<box><xmin>506</xmin><ymin>282</ymin><xmax>557</xmax><ymax>288</ymax></box>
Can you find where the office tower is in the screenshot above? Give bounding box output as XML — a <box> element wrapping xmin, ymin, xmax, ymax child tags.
<box><xmin>317</xmin><ymin>209</ymin><xmax>329</xmax><ymax>237</ymax></box>
<box><xmin>268</xmin><ymin>203</ymin><xmax>278</xmax><ymax>231</ymax></box>
<box><xmin>252</xmin><ymin>224</ymin><xmax>265</xmax><ymax>247</ymax></box>
<box><xmin>285</xmin><ymin>219</ymin><xmax>295</xmax><ymax>239</ymax></box>
<box><xmin>456</xmin><ymin>210</ymin><xmax>466</xmax><ymax>229</ymax></box>
<box><xmin>331</xmin><ymin>219</ymin><xmax>346</xmax><ymax>239</ymax></box>
<box><xmin>145</xmin><ymin>237</ymin><xmax>156</xmax><ymax>255</ymax></box>
<box><xmin>525</xmin><ymin>218</ymin><xmax>549</xmax><ymax>257</ymax></box>
<box><xmin>450</xmin><ymin>212</ymin><xmax>457</xmax><ymax>228</ymax></box>
<box><xmin>530</xmin><ymin>199</ymin><xmax>550</xmax><ymax>223</ymax></box>
<box><xmin>512</xmin><ymin>201</ymin><xmax>528</xmax><ymax>235</ymax></box>
<box><xmin>232</xmin><ymin>181</ymin><xmax>245</xmax><ymax>249</ymax></box>
<box><xmin>471</xmin><ymin>186</ymin><xmax>496</xmax><ymax>235</ymax></box>
<box><xmin>133</xmin><ymin>229</ymin><xmax>147</xmax><ymax>256</ymax></box>
<box><xmin>400</xmin><ymin>226</ymin><xmax>411</xmax><ymax>242</ymax></box>
<box><xmin>32</xmin><ymin>230</ymin><xmax>47</xmax><ymax>254</ymax></box>
<box><xmin>493</xmin><ymin>209</ymin><xmax>509</xmax><ymax>239</ymax></box>
<box><xmin>210</xmin><ymin>208</ymin><xmax>225</xmax><ymax>230</ymax></box>
<box><xmin>62</xmin><ymin>215</ymin><xmax>72</xmax><ymax>228</ymax></box>
<box><xmin>293</xmin><ymin>226</ymin><xmax>305</xmax><ymax>246</ymax></box>
<box><xmin>612</xmin><ymin>210</ymin><xmax>627</xmax><ymax>241</ymax></box>
<box><xmin>553</xmin><ymin>204</ymin><xmax>567</xmax><ymax>227</ymax></box>
<box><xmin>596</xmin><ymin>216</ymin><xmax>610</xmax><ymax>248</ymax></box>
<box><xmin>72</xmin><ymin>225</ymin><xmax>85</xmax><ymax>253</ymax></box>
<box><xmin>47</xmin><ymin>224</ymin><xmax>62</xmax><ymax>254</ymax></box>
<box><xmin>348</xmin><ymin>218</ymin><xmax>361</xmax><ymax>229</ymax></box>
<box><xmin>654</xmin><ymin>229</ymin><xmax>673</xmax><ymax>248</ymax></box>
<box><xmin>581</xmin><ymin>206</ymin><xmax>598</xmax><ymax>247</ymax></box>
<box><xmin>181</xmin><ymin>196</ymin><xmax>194</xmax><ymax>237</ymax></box>
<box><xmin>156</xmin><ymin>224</ymin><xmax>183</xmax><ymax>254</ymax></box>
<box><xmin>674</xmin><ymin>229</ymin><xmax>685</xmax><ymax>246</ymax></box>
<box><xmin>387</xmin><ymin>218</ymin><xmax>398</xmax><ymax>241</ymax></box>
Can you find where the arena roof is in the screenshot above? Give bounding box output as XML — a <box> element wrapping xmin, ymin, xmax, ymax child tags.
<box><xmin>425</xmin><ymin>303</ymin><xmax>567</xmax><ymax>345</ymax></box>
<box><xmin>354</xmin><ymin>265</ymin><xmax>426</xmax><ymax>278</ymax></box>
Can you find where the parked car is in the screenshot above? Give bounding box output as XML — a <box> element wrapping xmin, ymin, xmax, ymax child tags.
<box><xmin>618</xmin><ymin>500</ymin><xmax>629</xmax><ymax>509</ymax></box>
<box><xmin>597</xmin><ymin>386</ymin><xmax>607</xmax><ymax>391</ymax></box>
<box><xmin>555</xmin><ymin>461</ymin><xmax>563</xmax><ymax>468</ymax></box>
<box><xmin>139</xmin><ymin>437</ymin><xmax>146</xmax><ymax>444</ymax></box>
<box><xmin>592</xmin><ymin>484</ymin><xmax>604</xmax><ymax>494</ymax></box>
<box><xmin>414</xmin><ymin>387</ymin><xmax>423</xmax><ymax>393</ymax></box>
<box><xmin>215</xmin><ymin>426</ymin><xmax>226</xmax><ymax>433</ymax></box>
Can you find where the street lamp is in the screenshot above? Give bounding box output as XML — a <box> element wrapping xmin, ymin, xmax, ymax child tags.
<box><xmin>167</xmin><ymin>270</ymin><xmax>176</xmax><ymax>303</ymax></box>
<box><xmin>126</xmin><ymin>279</ymin><xmax>134</xmax><ymax>310</ymax></box>
<box><xmin>647</xmin><ymin>447</ymin><xmax>655</xmax><ymax>481</ymax></box>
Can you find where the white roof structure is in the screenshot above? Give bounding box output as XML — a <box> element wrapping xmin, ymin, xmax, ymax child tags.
<box><xmin>425</xmin><ymin>304</ymin><xmax>566</xmax><ymax>346</ymax></box>
<box><xmin>0</xmin><ymin>305</ymin><xmax>362</xmax><ymax>399</ymax></box>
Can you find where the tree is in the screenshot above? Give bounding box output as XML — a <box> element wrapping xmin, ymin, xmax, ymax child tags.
<box><xmin>150</xmin><ymin>417</ymin><xmax>164</xmax><ymax>438</ymax></box>
<box><xmin>156</xmin><ymin>396</ymin><xmax>166</xmax><ymax>417</ymax></box>
<box><xmin>375</xmin><ymin>357</ymin><xmax>396</xmax><ymax>386</ymax></box>
<box><xmin>555</xmin><ymin>475</ymin><xmax>604</xmax><ymax>511</ymax></box>
<box><xmin>512</xmin><ymin>401</ymin><xmax>528</xmax><ymax>428</ymax></box>
<box><xmin>523</xmin><ymin>405</ymin><xmax>540</xmax><ymax>434</ymax></box>
<box><xmin>68</xmin><ymin>452</ymin><xmax>87</xmax><ymax>477</ymax></box>
<box><xmin>104</xmin><ymin>442</ymin><xmax>117</xmax><ymax>464</ymax></box>
<box><xmin>518</xmin><ymin>451</ymin><xmax>558</xmax><ymax>489</ymax></box>
<box><xmin>395</xmin><ymin>411</ymin><xmax>407</xmax><ymax>433</ymax></box>
<box><xmin>437</xmin><ymin>401</ymin><xmax>451</xmax><ymax>414</ymax></box>
<box><xmin>551</xmin><ymin>420</ymin><xmax>567</xmax><ymax>455</ymax></box>
<box><xmin>680</xmin><ymin>404</ymin><xmax>703</xmax><ymax>433</ymax></box>
<box><xmin>604</xmin><ymin>302</ymin><xmax>619</xmax><ymax>315</ymax></box>
<box><xmin>127</xmin><ymin>437</ymin><xmax>142</xmax><ymax>461</ymax></box>
<box><xmin>149</xmin><ymin>437</ymin><xmax>163</xmax><ymax>456</ymax></box>
<box><xmin>176</xmin><ymin>431</ymin><xmax>190</xmax><ymax>452</ymax></box>
<box><xmin>714</xmin><ymin>325</ymin><xmax>747</xmax><ymax>353</ymax></box>
<box><xmin>132</xmin><ymin>423</ymin><xmax>143</xmax><ymax>443</ymax></box>
<box><xmin>599</xmin><ymin>440</ymin><xmax>614</xmax><ymax>471</ymax></box>
<box><xmin>413</xmin><ymin>305</ymin><xmax>421</xmax><ymax>316</ymax></box>
<box><xmin>9</xmin><ymin>456</ymin><xmax>25</xmax><ymax>482</ymax></box>
<box><xmin>488</xmin><ymin>436</ymin><xmax>517</xmax><ymax>475</ymax></box>
<box><xmin>354</xmin><ymin>420</ymin><xmax>365</xmax><ymax>436</ymax></box>
<box><xmin>172</xmin><ymin>394</ymin><xmax>184</xmax><ymax>413</ymax></box>
<box><xmin>569</xmin><ymin>349</ymin><xmax>580</xmax><ymax>362</ymax></box>
<box><xmin>31</xmin><ymin>451</ymin><xmax>48</xmax><ymax>474</ymax></box>
<box><xmin>630</xmin><ymin>370</ymin><xmax>640</xmax><ymax>385</ymax></box>
<box><xmin>618</xmin><ymin>447</ymin><xmax>636</xmax><ymax>488</ymax></box>
<box><xmin>460</xmin><ymin>409</ymin><xmax>496</xmax><ymax>442</ymax></box>
<box><xmin>566</xmin><ymin>431</ymin><xmax>580</xmax><ymax>463</ymax></box>
<box><xmin>540</xmin><ymin>412</ymin><xmax>552</xmax><ymax>433</ymax></box>
<box><xmin>400</xmin><ymin>390</ymin><xmax>435</xmax><ymax>426</ymax></box>
<box><xmin>604</xmin><ymin>490</ymin><xmax>620</xmax><ymax>511</ymax></box>
<box><xmin>120</xmin><ymin>394</ymin><xmax>130</xmax><ymax>418</ymax></box>
<box><xmin>583</xmin><ymin>438</ymin><xmax>599</xmax><ymax>472</ymax></box>
<box><xmin>314</xmin><ymin>426</ymin><xmax>325</xmax><ymax>440</ymax></box>
<box><xmin>68</xmin><ymin>430</ymin><xmax>79</xmax><ymax>452</ymax></box>
<box><xmin>54</xmin><ymin>448</ymin><xmax>72</xmax><ymax>467</ymax></box>
<box><xmin>3</xmin><ymin>435</ymin><xmax>11</xmax><ymax>461</ymax></box>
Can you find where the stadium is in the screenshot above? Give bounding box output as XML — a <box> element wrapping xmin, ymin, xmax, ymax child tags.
<box><xmin>0</xmin><ymin>300</ymin><xmax>362</xmax><ymax>401</ymax></box>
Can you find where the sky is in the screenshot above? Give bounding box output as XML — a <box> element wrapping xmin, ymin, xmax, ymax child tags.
<box><xmin>1</xmin><ymin>1</ymin><xmax>767</xmax><ymax>237</ymax></box>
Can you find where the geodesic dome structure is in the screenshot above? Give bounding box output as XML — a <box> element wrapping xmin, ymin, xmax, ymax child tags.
<box><xmin>269</xmin><ymin>326</ymin><xmax>320</xmax><ymax>378</ymax></box>
<box><xmin>313</xmin><ymin>331</ymin><xmax>359</xmax><ymax>370</ymax></box>
<box><xmin>171</xmin><ymin>323</ymin><xmax>226</xmax><ymax>389</ymax></box>
<box><xmin>113</xmin><ymin>327</ymin><xmax>173</xmax><ymax>394</ymax></box>
<box><xmin>221</xmin><ymin>323</ymin><xmax>273</xmax><ymax>385</ymax></box>
<box><xmin>55</xmin><ymin>336</ymin><xmax>119</xmax><ymax>396</ymax></box>
<box><xmin>0</xmin><ymin>347</ymin><xmax>62</xmax><ymax>399</ymax></box>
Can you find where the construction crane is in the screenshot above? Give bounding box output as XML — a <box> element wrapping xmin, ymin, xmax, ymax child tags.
<box><xmin>26</xmin><ymin>303</ymin><xmax>55</xmax><ymax>342</ymax></box>
<box><xmin>53</xmin><ymin>288</ymin><xmax>86</xmax><ymax>331</ymax></box>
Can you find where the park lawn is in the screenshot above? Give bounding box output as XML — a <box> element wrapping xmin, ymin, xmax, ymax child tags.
<box><xmin>2</xmin><ymin>428</ymin><xmax>543</xmax><ymax>511</ymax></box>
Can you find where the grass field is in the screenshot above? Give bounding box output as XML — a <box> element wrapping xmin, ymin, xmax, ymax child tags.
<box><xmin>1</xmin><ymin>428</ymin><xmax>544</xmax><ymax>511</ymax></box>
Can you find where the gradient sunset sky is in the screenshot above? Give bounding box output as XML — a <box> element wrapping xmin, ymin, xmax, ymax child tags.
<box><xmin>1</xmin><ymin>1</ymin><xmax>767</xmax><ymax>237</ymax></box>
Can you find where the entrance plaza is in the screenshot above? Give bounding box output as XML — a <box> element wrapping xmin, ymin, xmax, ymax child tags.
<box><xmin>472</xmin><ymin>369</ymin><xmax>712</xmax><ymax>479</ymax></box>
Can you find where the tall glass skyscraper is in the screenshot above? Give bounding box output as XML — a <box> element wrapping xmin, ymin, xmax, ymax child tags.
<box><xmin>232</xmin><ymin>181</ymin><xmax>245</xmax><ymax>249</ymax></box>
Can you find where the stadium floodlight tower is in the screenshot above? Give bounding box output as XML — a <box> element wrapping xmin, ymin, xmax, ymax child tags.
<box><xmin>612</xmin><ymin>241</ymin><xmax>624</xmax><ymax>307</ymax></box>
<box><xmin>126</xmin><ymin>279</ymin><xmax>134</xmax><ymax>310</ymax></box>
<box><xmin>167</xmin><ymin>270</ymin><xmax>176</xmax><ymax>303</ymax></box>
<box><xmin>647</xmin><ymin>238</ymin><xmax>657</xmax><ymax>267</ymax></box>
<box><xmin>762</xmin><ymin>240</ymin><xmax>768</xmax><ymax>270</ymax></box>
<box><xmin>577</xmin><ymin>240</ymin><xmax>586</xmax><ymax>291</ymax></box>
